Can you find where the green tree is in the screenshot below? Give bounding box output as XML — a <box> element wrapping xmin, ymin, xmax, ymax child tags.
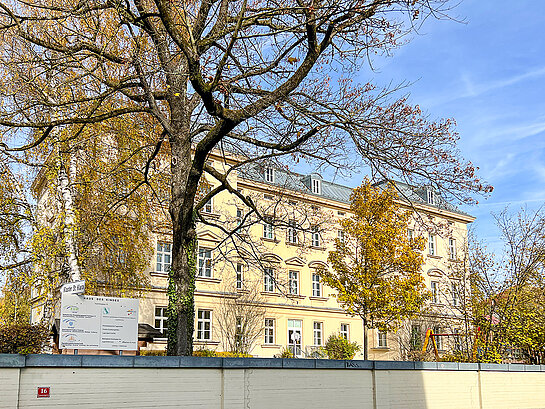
<box><xmin>320</xmin><ymin>179</ymin><xmax>429</xmax><ymax>359</ymax></box>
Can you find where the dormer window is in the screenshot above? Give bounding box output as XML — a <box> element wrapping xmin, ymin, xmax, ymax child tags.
<box><xmin>265</xmin><ymin>167</ymin><xmax>275</xmax><ymax>183</ymax></box>
<box><xmin>427</xmin><ymin>189</ymin><xmax>435</xmax><ymax>205</ymax></box>
<box><xmin>312</xmin><ymin>178</ymin><xmax>321</xmax><ymax>195</ymax></box>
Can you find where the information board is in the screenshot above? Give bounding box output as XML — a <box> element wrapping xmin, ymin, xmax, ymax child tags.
<box><xmin>60</xmin><ymin>294</ymin><xmax>139</xmax><ymax>350</ymax></box>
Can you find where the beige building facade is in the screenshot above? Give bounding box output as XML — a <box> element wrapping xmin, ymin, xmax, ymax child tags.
<box><xmin>31</xmin><ymin>151</ymin><xmax>474</xmax><ymax>359</ymax></box>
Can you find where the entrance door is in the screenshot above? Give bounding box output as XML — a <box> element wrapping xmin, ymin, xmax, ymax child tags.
<box><xmin>288</xmin><ymin>319</ymin><xmax>302</xmax><ymax>357</ymax></box>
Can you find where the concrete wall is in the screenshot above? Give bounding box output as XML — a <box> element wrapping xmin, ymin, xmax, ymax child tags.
<box><xmin>1</xmin><ymin>355</ymin><xmax>545</xmax><ymax>409</ymax></box>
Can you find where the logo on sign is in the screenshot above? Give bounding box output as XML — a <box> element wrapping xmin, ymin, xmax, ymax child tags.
<box><xmin>37</xmin><ymin>387</ymin><xmax>50</xmax><ymax>398</ymax></box>
<box><xmin>103</xmin><ymin>307</ymin><xmax>110</xmax><ymax>315</ymax></box>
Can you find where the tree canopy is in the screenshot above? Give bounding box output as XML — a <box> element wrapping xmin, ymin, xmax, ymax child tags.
<box><xmin>320</xmin><ymin>179</ymin><xmax>429</xmax><ymax>358</ymax></box>
<box><xmin>0</xmin><ymin>0</ymin><xmax>490</xmax><ymax>355</ymax></box>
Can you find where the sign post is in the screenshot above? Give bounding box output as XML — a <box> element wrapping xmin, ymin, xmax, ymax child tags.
<box><xmin>61</xmin><ymin>280</ymin><xmax>86</xmax><ymax>295</ymax></box>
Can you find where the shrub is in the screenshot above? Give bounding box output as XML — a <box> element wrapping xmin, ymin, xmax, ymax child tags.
<box><xmin>216</xmin><ymin>351</ymin><xmax>252</xmax><ymax>358</ymax></box>
<box><xmin>192</xmin><ymin>347</ymin><xmax>217</xmax><ymax>357</ymax></box>
<box><xmin>324</xmin><ymin>334</ymin><xmax>360</xmax><ymax>360</ymax></box>
<box><xmin>139</xmin><ymin>349</ymin><xmax>167</xmax><ymax>356</ymax></box>
<box><xmin>0</xmin><ymin>322</ymin><xmax>49</xmax><ymax>354</ymax></box>
<box><xmin>278</xmin><ymin>347</ymin><xmax>294</xmax><ymax>358</ymax></box>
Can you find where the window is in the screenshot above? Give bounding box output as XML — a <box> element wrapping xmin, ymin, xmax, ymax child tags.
<box><xmin>427</xmin><ymin>189</ymin><xmax>435</xmax><ymax>205</ymax></box>
<box><xmin>410</xmin><ymin>325</ymin><xmax>422</xmax><ymax>350</ymax></box>
<box><xmin>203</xmin><ymin>196</ymin><xmax>213</xmax><ymax>213</ymax></box>
<box><xmin>264</xmin><ymin>318</ymin><xmax>275</xmax><ymax>344</ymax></box>
<box><xmin>407</xmin><ymin>229</ymin><xmax>414</xmax><ymax>241</ymax></box>
<box><xmin>198</xmin><ymin>248</ymin><xmax>212</xmax><ymax>277</ymax></box>
<box><xmin>236</xmin><ymin>208</ymin><xmax>243</xmax><ymax>225</ymax></box>
<box><xmin>287</xmin><ymin>220</ymin><xmax>298</xmax><ymax>244</ymax></box>
<box><xmin>313</xmin><ymin>322</ymin><xmax>323</xmax><ymax>346</ymax></box>
<box><xmin>338</xmin><ymin>211</ymin><xmax>345</xmax><ymax>216</ymax></box>
<box><xmin>236</xmin><ymin>263</ymin><xmax>244</xmax><ymax>290</ymax></box>
<box><xmin>264</xmin><ymin>268</ymin><xmax>275</xmax><ymax>292</ymax></box>
<box><xmin>452</xmin><ymin>282</ymin><xmax>459</xmax><ymax>307</ymax></box>
<box><xmin>197</xmin><ymin>310</ymin><xmax>211</xmax><ymax>341</ymax></box>
<box><xmin>311</xmin><ymin>225</ymin><xmax>320</xmax><ymax>247</ymax></box>
<box><xmin>337</xmin><ymin>230</ymin><xmax>345</xmax><ymax>244</ymax></box>
<box><xmin>340</xmin><ymin>323</ymin><xmax>349</xmax><ymax>340</ymax></box>
<box><xmin>428</xmin><ymin>233</ymin><xmax>436</xmax><ymax>256</ymax></box>
<box><xmin>288</xmin><ymin>319</ymin><xmax>303</xmax><ymax>357</ymax></box>
<box><xmin>156</xmin><ymin>242</ymin><xmax>171</xmax><ymax>273</ymax></box>
<box><xmin>431</xmin><ymin>281</ymin><xmax>439</xmax><ymax>303</ymax></box>
<box><xmin>265</xmin><ymin>167</ymin><xmax>275</xmax><ymax>183</ymax></box>
<box><xmin>312</xmin><ymin>178</ymin><xmax>321</xmax><ymax>194</ymax></box>
<box><xmin>449</xmin><ymin>238</ymin><xmax>456</xmax><ymax>259</ymax></box>
<box><xmin>289</xmin><ymin>270</ymin><xmax>299</xmax><ymax>295</ymax></box>
<box><xmin>263</xmin><ymin>218</ymin><xmax>274</xmax><ymax>239</ymax></box>
<box><xmin>235</xmin><ymin>316</ymin><xmax>244</xmax><ymax>349</ymax></box>
<box><xmin>378</xmin><ymin>331</ymin><xmax>388</xmax><ymax>348</ymax></box>
<box><xmin>433</xmin><ymin>326</ymin><xmax>442</xmax><ymax>350</ymax></box>
<box><xmin>453</xmin><ymin>329</ymin><xmax>461</xmax><ymax>352</ymax></box>
<box><xmin>312</xmin><ymin>273</ymin><xmax>321</xmax><ymax>297</ymax></box>
<box><xmin>154</xmin><ymin>306</ymin><xmax>167</xmax><ymax>336</ymax></box>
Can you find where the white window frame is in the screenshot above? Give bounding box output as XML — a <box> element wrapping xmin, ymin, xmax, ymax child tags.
<box><xmin>431</xmin><ymin>281</ymin><xmax>439</xmax><ymax>304</ymax></box>
<box><xmin>452</xmin><ymin>282</ymin><xmax>459</xmax><ymax>307</ymax></box>
<box><xmin>340</xmin><ymin>323</ymin><xmax>350</xmax><ymax>341</ymax></box>
<box><xmin>154</xmin><ymin>306</ymin><xmax>168</xmax><ymax>337</ymax></box>
<box><xmin>313</xmin><ymin>322</ymin><xmax>323</xmax><ymax>346</ymax></box>
<box><xmin>433</xmin><ymin>326</ymin><xmax>442</xmax><ymax>350</ymax></box>
<box><xmin>203</xmin><ymin>196</ymin><xmax>213</xmax><ymax>214</ymax></box>
<box><xmin>236</xmin><ymin>208</ymin><xmax>243</xmax><ymax>225</ymax></box>
<box><xmin>311</xmin><ymin>225</ymin><xmax>320</xmax><ymax>247</ymax></box>
<box><xmin>289</xmin><ymin>270</ymin><xmax>299</xmax><ymax>295</ymax></box>
<box><xmin>264</xmin><ymin>267</ymin><xmax>275</xmax><ymax>292</ymax></box>
<box><xmin>427</xmin><ymin>189</ymin><xmax>435</xmax><ymax>205</ymax></box>
<box><xmin>337</xmin><ymin>230</ymin><xmax>345</xmax><ymax>244</ymax></box>
<box><xmin>265</xmin><ymin>167</ymin><xmax>275</xmax><ymax>183</ymax></box>
<box><xmin>449</xmin><ymin>238</ymin><xmax>456</xmax><ymax>259</ymax></box>
<box><xmin>287</xmin><ymin>220</ymin><xmax>298</xmax><ymax>244</ymax></box>
<box><xmin>264</xmin><ymin>318</ymin><xmax>275</xmax><ymax>344</ymax></box>
<box><xmin>312</xmin><ymin>273</ymin><xmax>321</xmax><ymax>297</ymax></box>
<box><xmin>197</xmin><ymin>309</ymin><xmax>212</xmax><ymax>341</ymax></box>
<box><xmin>236</xmin><ymin>263</ymin><xmax>244</xmax><ymax>290</ymax></box>
<box><xmin>263</xmin><ymin>218</ymin><xmax>274</xmax><ymax>240</ymax></box>
<box><xmin>428</xmin><ymin>233</ymin><xmax>436</xmax><ymax>256</ymax></box>
<box><xmin>156</xmin><ymin>242</ymin><xmax>172</xmax><ymax>273</ymax></box>
<box><xmin>407</xmin><ymin>229</ymin><xmax>414</xmax><ymax>241</ymax></box>
<box><xmin>312</xmin><ymin>178</ymin><xmax>321</xmax><ymax>195</ymax></box>
<box><xmin>378</xmin><ymin>331</ymin><xmax>388</xmax><ymax>348</ymax></box>
<box><xmin>198</xmin><ymin>247</ymin><xmax>213</xmax><ymax>278</ymax></box>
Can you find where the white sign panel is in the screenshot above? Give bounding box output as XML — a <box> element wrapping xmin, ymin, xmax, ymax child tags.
<box><xmin>60</xmin><ymin>294</ymin><xmax>139</xmax><ymax>350</ymax></box>
<box><xmin>61</xmin><ymin>280</ymin><xmax>85</xmax><ymax>295</ymax></box>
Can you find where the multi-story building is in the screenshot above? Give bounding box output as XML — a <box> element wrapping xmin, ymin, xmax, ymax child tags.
<box><xmin>31</xmin><ymin>150</ymin><xmax>474</xmax><ymax>359</ymax></box>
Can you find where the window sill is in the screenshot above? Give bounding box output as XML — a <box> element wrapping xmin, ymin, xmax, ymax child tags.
<box><xmin>194</xmin><ymin>340</ymin><xmax>220</xmax><ymax>346</ymax></box>
<box><xmin>150</xmin><ymin>272</ymin><xmax>168</xmax><ymax>278</ymax></box>
<box><xmin>310</xmin><ymin>246</ymin><xmax>326</xmax><ymax>251</ymax></box>
<box><xmin>427</xmin><ymin>254</ymin><xmax>442</xmax><ymax>259</ymax></box>
<box><xmin>261</xmin><ymin>344</ymin><xmax>281</xmax><ymax>349</ymax></box>
<box><xmin>200</xmin><ymin>212</ymin><xmax>221</xmax><ymax>220</ymax></box>
<box><xmin>261</xmin><ymin>291</ymin><xmax>282</xmax><ymax>297</ymax></box>
<box><xmin>371</xmin><ymin>347</ymin><xmax>390</xmax><ymax>351</ymax></box>
<box><xmin>196</xmin><ymin>277</ymin><xmax>221</xmax><ymax>284</ymax></box>
<box><xmin>286</xmin><ymin>241</ymin><xmax>303</xmax><ymax>247</ymax></box>
<box><xmin>261</xmin><ymin>237</ymin><xmax>280</xmax><ymax>244</ymax></box>
<box><xmin>287</xmin><ymin>294</ymin><xmax>306</xmax><ymax>300</ymax></box>
<box><xmin>309</xmin><ymin>296</ymin><xmax>329</xmax><ymax>301</ymax></box>
<box><xmin>152</xmin><ymin>338</ymin><xmax>167</xmax><ymax>344</ymax></box>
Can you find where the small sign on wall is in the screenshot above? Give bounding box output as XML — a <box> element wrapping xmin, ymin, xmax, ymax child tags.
<box><xmin>37</xmin><ymin>386</ymin><xmax>50</xmax><ymax>398</ymax></box>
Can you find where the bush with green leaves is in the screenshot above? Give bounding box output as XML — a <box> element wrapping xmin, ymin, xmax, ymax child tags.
<box><xmin>324</xmin><ymin>334</ymin><xmax>361</xmax><ymax>360</ymax></box>
<box><xmin>0</xmin><ymin>322</ymin><xmax>49</xmax><ymax>354</ymax></box>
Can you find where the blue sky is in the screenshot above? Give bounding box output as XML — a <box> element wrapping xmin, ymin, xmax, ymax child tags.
<box><xmin>345</xmin><ymin>0</ymin><xmax>545</xmax><ymax>253</ymax></box>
